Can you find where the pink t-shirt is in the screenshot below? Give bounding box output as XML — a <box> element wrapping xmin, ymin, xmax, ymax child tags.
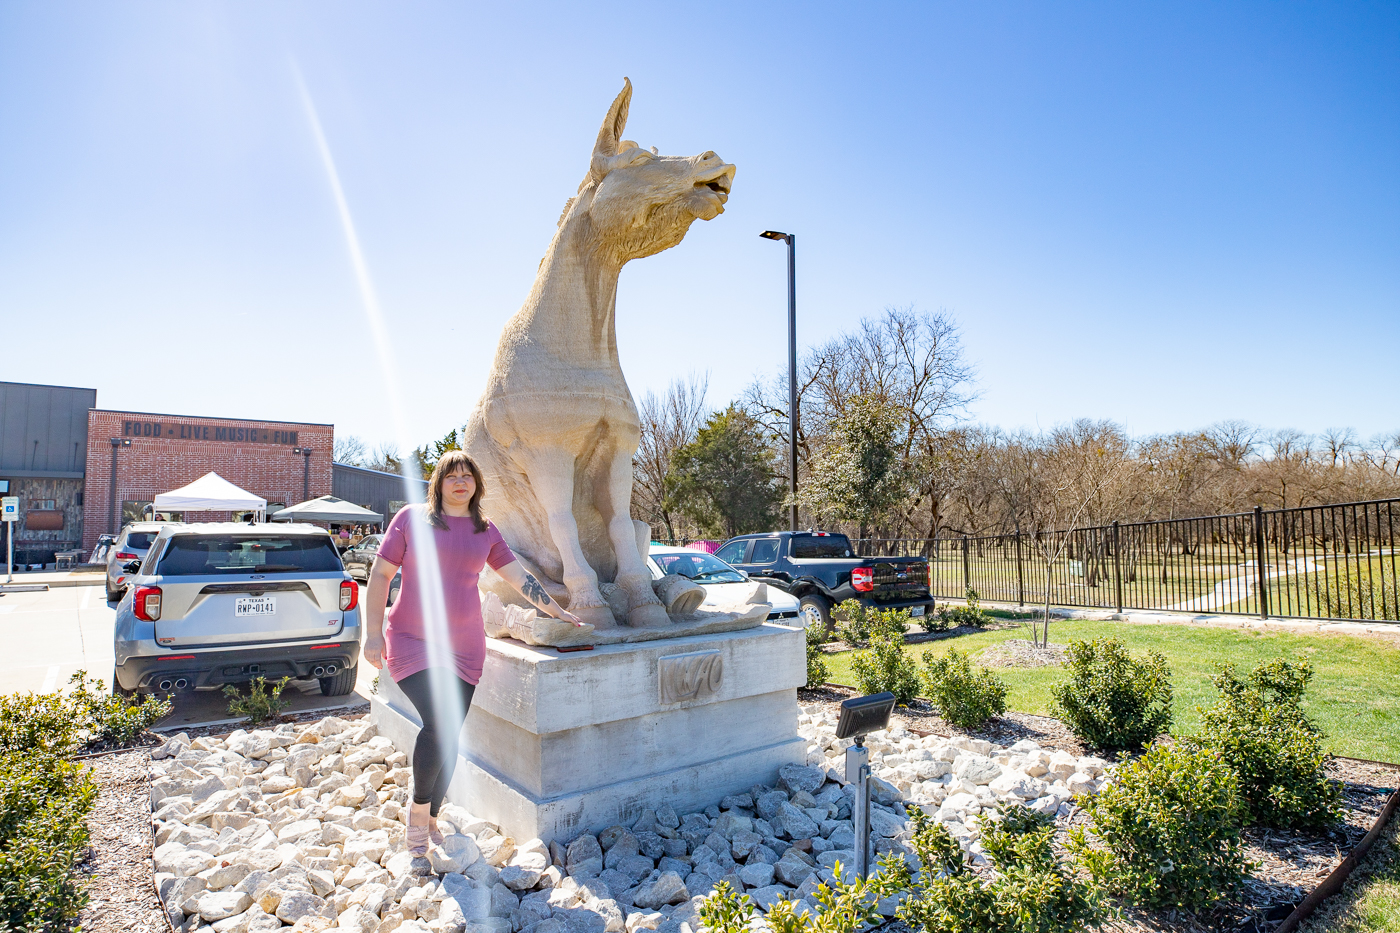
<box><xmin>377</xmin><ymin>505</ymin><xmax>516</xmax><ymax>685</ymax></box>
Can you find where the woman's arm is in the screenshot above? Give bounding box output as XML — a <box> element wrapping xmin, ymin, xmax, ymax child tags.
<box><xmin>495</xmin><ymin>561</ymin><xmax>585</xmax><ymax>626</ymax></box>
<box><xmin>362</xmin><ymin>556</ymin><xmax>400</xmax><ymax>669</ymax></box>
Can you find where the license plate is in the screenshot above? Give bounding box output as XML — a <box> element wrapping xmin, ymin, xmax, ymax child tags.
<box><xmin>236</xmin><ymin>596</ymin><xmax>277</xmax><ymax>617</ymax></box>
<box><xmin>910</xmin><ymin>606</ymin><xmax>926</xmax><ymax>617</ymax></box>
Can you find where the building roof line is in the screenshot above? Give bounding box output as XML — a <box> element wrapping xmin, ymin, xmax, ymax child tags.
<box><xmin>0</xmin><ymin>380</ymin><xmax>97</xmax><ymax>393</ymax></box>
<box><xmin>91</xmin><ymin>408</ymin><xmax>334</xmax><ymax>428</ymax></box>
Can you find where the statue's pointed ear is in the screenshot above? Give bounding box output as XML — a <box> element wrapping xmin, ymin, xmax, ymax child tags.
<box><xmin>590</xmin><ymin>78</ymin><xmax>632</xmax><ymax>183</ymax></box>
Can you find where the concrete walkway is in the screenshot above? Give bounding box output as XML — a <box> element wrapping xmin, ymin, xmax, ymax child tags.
<box><xmin>954</xmin><ymin>597</ymin><xmax>1400</xmax><ymax>643</ymax></box>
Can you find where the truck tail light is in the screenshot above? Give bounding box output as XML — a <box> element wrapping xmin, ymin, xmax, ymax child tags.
<box><xmin>115</xmin><ymin>551</ymin><xmax>138</xmax><ymax>561</ymax></box>
<box><xmin>133</xmin><ymin>585</ymin><xmax>162</xmax><ymax>622</ymax></box>
<box><xmin>339</xmin><ymin>579</ymin><xmax>359</xmax><ymax>611</ymax></box>
<box><xmin>851</xmin><ymin>567</ymin><xmax>874</xmax><ymax>592</ymax></box>
<box><xmin>928</xmin><ymin>561</ymin><xmax>934</xmax><ymax>590</ymax></box>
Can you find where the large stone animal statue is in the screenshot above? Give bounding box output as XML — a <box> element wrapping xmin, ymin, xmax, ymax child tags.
<box><xmin>466</xmin><ymin>79</ymin><xmax>736</xmax><ymax>628</ymax></box>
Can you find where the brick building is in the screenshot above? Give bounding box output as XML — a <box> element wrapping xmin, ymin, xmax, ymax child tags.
<box><xmin>81</xmin><ymin>409</ymin><xmax>334</xmax><ymax>549</ymax></box>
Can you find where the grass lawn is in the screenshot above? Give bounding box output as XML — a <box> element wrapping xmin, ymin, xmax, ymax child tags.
<box><xmin>820</xmin><ymin>618</ymin><xmax>1400</xmax><ymax>762</ymax></box>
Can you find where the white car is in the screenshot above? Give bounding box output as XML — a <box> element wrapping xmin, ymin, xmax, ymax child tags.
<box><xmin>647</xmin><ymin>545</ymin><xmax>802</xmax><ymax>624</ymax></box>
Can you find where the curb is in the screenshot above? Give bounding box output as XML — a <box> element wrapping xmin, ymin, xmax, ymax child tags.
<box><xmin>1275</xmin><ymin>787</ymin><xmax>1400</xmax><ymax>933</ymax></box>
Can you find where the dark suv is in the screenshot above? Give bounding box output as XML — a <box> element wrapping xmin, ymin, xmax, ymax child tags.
<box><xmin>716</xmin><ymin>531</ymin><xmax>934</xmax><ymax>630</ymax></box>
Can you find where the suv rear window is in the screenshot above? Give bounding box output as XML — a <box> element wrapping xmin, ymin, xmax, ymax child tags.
<box><xmin>124</xmin><ymin>532</ymin><xmax>160</xmax><ymax>550</ymax></box>
<box><xmin>156</xmin><ymin>535</ymin><xmax>343</xmax><ymax>575</ymax></box>
<box><xmin>791</xmin><ymin>535</ymin><xmax>855</xmax><ymax>559</ymax></box>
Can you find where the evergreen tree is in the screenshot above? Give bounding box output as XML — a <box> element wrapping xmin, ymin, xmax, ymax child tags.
<box><xmin>668</xmin><ymin>405</ymin><xmax>783</xmax><ymax>539</ymax></box>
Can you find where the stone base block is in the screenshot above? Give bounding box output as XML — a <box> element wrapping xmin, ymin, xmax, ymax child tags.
<box><xmin>371</xmin><ymin>622</ymin><xmax>806</xmax><ymax>843</ymax></box>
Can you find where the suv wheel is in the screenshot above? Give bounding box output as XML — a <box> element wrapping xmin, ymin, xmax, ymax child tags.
<box><xmin>106</xmin><ymin>583</ymin><xmax>121</xmax><ymax>603</ymax></box>
<box><xmin>112</xmin><ymin>665</ymin><xmax>135</xmax><ymax>699</ymax></box>
<box><xmin>320</xmin><ymin>664</ymin><xmax>357</xmax><ymax>697</ymax></box>
<box><xmin>799</xmin><ymin>594</ymin><xmax>832</xmax><ymax>633</ymax></box>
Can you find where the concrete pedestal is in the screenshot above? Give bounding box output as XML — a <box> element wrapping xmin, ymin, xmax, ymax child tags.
<box><xmin>371</xmin><ymin>622</ymin><xmax>807</xmax><ymax>844</ymax></box>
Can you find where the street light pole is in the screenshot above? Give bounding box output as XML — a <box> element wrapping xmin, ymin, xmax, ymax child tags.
<box><xmin>761</xmin><ymin>230</ymin><xmax>799</xmax><ymax>532</ymax></box>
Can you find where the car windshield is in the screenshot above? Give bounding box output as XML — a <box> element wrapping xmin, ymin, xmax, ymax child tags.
<box><xmin>653</xmin><ymin>552</ymin><xmax>746</xmax><ymax>583</ymax></box>
<box><xmin>791</xmin><ymin>535</ymin><xmax>855</xmax><ymax>559</ymax></box>
<box><xmin>156</xmin><ymin>535</ymin><xmax>343</xmax><ymax>575</ymax></box>
<box><xmin>124</xmin><ymin>532</ymin><xmax>160</xmax><ymax>550</ymax></box>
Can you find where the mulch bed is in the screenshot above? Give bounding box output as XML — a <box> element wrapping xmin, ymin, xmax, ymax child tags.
<box><xmin>71</xmin><ymin>749</ymin><xmax>168</xmax><ymax>933</ymax></box>
<box><xmin>800</xmin><ymin>684</ymin><xmax>1400</xmax><ymax>931</ymax></box>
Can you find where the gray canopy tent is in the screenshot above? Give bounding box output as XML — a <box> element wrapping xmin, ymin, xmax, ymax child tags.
<box><xmin>270</xmin><ymin>496</ymin><xmax>384</xmax><ymax>525</ymax></box>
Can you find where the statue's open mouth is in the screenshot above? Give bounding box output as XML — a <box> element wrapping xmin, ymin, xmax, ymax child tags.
<box><xmin>694</xmin><ymin>168</ymin><xmax>733</xmax><ymax>200</ymax></box>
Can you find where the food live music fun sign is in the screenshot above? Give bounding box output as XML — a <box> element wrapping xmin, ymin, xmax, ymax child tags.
<box><xmin>121</xmin><ymin>420</ymin><xmax>301</xmax><ymax>446</ymax></box>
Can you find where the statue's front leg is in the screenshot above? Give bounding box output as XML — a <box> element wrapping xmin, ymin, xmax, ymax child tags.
<box><xmin>525</xmin><ymin>449</ymin><xmax>616</xmax><ymax>628</ymax></box>
<box><xmin>605</xmin><ymin>450</ymin><xmax>670</xmax><ymax>627</ymax></box>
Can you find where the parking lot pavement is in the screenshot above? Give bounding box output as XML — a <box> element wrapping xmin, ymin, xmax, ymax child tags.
<box><xmin>0</xmin><ymin>584</ymin><xmax>373</xmax><ymax>729</ymax></box>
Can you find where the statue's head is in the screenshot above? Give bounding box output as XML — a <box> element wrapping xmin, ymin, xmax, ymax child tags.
<box><xmin>566</xmin><ymin>79</ymin><xmax>736</xmax><ymax>263</ymax></box>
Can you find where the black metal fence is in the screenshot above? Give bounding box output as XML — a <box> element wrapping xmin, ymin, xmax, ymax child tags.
<box><xmin>854</xmin><ymin>497</ymin><xmax>1400</xmax><ymax>622</ymax></box>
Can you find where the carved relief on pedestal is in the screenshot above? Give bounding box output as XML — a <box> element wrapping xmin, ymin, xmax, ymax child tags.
<box><xmin>658</xmin><ymin>649</ymin><xmax>723</xmax><ymax>704</ymax></box>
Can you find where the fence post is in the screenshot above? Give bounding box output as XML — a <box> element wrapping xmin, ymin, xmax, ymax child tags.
<box><xmin>1112</xmin><ymin>521</ymin><xmax>1123</xmax><ymax>614</ymax></box>
<box><xmin>961</xmin><ymin>535</ymin><xmax>971</xmax><ymax>596</ymax></box>
<box><xmin>1253</xmin><ymin>505</ymin><xmax>1269</xmax><ymax>620</ymax></box>
<box><xmin>1015</xmin><ymin>530</ymin><xmax>1025</xmax><ymax>606</ymax></box>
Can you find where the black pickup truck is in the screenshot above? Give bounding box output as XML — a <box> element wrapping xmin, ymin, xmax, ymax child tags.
<box><xmin>714</xmin><ymin>531</ymin><xmax>935</xmax><ymax>630</ymax></box>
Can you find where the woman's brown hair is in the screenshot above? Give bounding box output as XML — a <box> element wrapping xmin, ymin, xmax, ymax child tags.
<box><xmin>426</xmin><ymin>450</ymin><xmax>488</xmax><ymax>532</ymax></box>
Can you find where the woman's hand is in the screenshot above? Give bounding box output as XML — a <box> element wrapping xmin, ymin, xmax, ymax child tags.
<box><xmin>552</xmin><ymin>607</ymin><xmax>586</xmax><ymax>627</ymax></box>
<box><xmin>363</xmin><ymin>634</ymin><xmax>386</xmax><ymax>670</ymax></box>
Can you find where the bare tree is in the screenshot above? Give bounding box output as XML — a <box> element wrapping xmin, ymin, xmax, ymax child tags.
<box><xmin>632</xmin><ymin>373</ymin><xmax>710</xmax><ymax>540</ymax></box>
<box><xmin>742</xmin><ymin>307</ymin><xmax>975</xmax><ymax>540</ymax></box>
<box><xmin>366</xmin><ymin>443</ymin><xmax>402</xmax><ymax>475</ymax></box>
<box><xmin>334</xmin><ymin>435</ymin><xmax>369</xmax><ymax>466</ymax></box>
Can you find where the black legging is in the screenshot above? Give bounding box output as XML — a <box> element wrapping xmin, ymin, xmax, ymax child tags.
<box><xmin>394</xmin><ymin>668</ymin><xmax>476</xmax><ymax>816</ymax></box>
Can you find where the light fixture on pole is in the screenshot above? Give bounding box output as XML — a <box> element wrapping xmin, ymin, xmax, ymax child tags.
<box><xmin>760</xmin><ymin>230</ymin><xmax>799</xmax><ymax>532</ymax></box>
<box><xmin>836</xmin><ymin>691</ymin><xmax>897</xmax><ymax>879</ymax></box>
<box><xmin>294</xmin><ymin>448</ymin><xmax>313</xmax><ymax>503</ymax></box>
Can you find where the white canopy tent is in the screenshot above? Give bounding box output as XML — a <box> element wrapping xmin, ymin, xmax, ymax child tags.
<box><xmin>271</xmin><ymin>496</ymin><xmax>383</xmax><ymax>525</ymax></box>
<box><xmin>153</xmin><ymin>472</ymin><xmax>267</xmax><ymax>519</ymax></box>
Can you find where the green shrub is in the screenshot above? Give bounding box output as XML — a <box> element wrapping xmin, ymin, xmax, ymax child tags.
<box><xmin>1049</xmin><ymin>638</ymin><xmax>1173</xmax><ymax>752</ymax></box>
<box><xmin>699</xmin><ymin>856</ymin><xmax>909</xmax><ymax>933</ymax></box>
<box><xmin>920</xmin><ymin>648</ymin><xmax>1007</xmax><ymax>730</ymax></box>
<box><xmin>1069</xmin><ymin>744</ymin><xmax>1252</xmax><ymax>912</ymax></box>
<box><xmin>833</xmin><ymin>600</ymin><xmax>910</xmax><ymax>648</ymax></box>
<box><xmin>806</xmin><ymin>627</ymin><xmax>830</xmax><ymax>688</ymax></box>
<box><xmin>0</xmin><ymin>692</ymin><xmax>84</xmax><ymax>756</ymax></box>
<box><xmin>223</xmin><ymin>676</ymin><xmax>292</xmax><ymax>724</ymax></box>
<box><xmin>898</xmin><ymin>802</ymin><xmax>1106</xmax><ymax>933</ymax></box>
<box><xmin>1187</xmin><ymin>658</ymin><xmax>1344</xmax><ymax>830</ymax></box>
<box><xmin>66</xmin><ymin>671</ymin><xmax>171</xmax><ymax>746</ymax></box>
<box><xmin>926</xmin><ymin>587</ymin><xmax>991</xmax><ymax>632</ymax></box>
<box><xmin>851</xmin><ymin>630</ymin><xmax>921</xmax><ymax>703</ymax></box>
<box><xmin>0</xmin><ymin>750</ymin><xmax>98</xmax><ymax>932</ymax></box>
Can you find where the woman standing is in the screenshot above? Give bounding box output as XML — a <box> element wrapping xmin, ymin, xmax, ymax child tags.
<box><xmin>362</xmin><ymin>450</ymin><xmax>582</xmax><ymax>855</ymax></box>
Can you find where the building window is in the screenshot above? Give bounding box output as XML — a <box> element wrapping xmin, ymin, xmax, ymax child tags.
<box><xmin>389</xmin><ymin>500</ymin><xmax>407</xmax><ymax>515</ymax></box>
<box><xmin>29</xmin><ymin>499</ymin><xmax>57</xmax><ymax>511</ymax></box>
<box><xmin>123</xmin><ymin>501</ymin><xmax>183</xmax><ymax>524</ymax></box>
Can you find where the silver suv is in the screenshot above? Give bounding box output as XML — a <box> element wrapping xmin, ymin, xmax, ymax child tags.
<box><xmin>112</xmin><ymin>523</ymin><xmax>361</xmax><ymax>697</ymax></box>
<box><xmin>106</xmin><ymin>521</ymin><xmax>178</xmax><ymax>602</ymax></box>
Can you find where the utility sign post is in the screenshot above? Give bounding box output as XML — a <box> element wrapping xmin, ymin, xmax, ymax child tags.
<box><xmin>2</xmin><ymin>497</ymin><xmax>17</xmax><ymax>584</ymax></box>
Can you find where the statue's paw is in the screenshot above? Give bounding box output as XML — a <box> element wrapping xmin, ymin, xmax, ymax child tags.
<box><xmin>573</xmin><ymin>605</ymin><xmax>620</xmax><ymax>629</ymax></box>
<box><xmin>627</xmin><ymin>603</ymin><xmax>671</xmax><ymax>628</ymax></box>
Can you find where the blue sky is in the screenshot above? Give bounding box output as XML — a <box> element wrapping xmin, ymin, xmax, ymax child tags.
<box><xmin>1</xmin><ymin>2</ymin><xmax>1396</xmax><ymax>454</ymax></box>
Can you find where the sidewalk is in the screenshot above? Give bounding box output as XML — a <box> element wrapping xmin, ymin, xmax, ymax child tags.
<box><xmin>0</xmin><ymin>567</ymin><xmax>105</xmax><ymax>591</ymax></box>
<box><xmin>944</xmin><ymin>597</ymin><xmax>1400</xmax><ymax>642</ymax></box>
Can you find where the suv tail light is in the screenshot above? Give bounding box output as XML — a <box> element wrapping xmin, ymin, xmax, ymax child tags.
<box><xmin>928</xmin><ymin>561</ymin><xmax>934</xmax><ymax>590</ymax></box>
<box><xmin>339</xmin><ymin>579</ymin><xmax>359</xmax><ymax>611</ymax></box>
<box><xmin>133</xmin><ymin>585</ymin><xmax>162</xmax><ymax>622</ymax></box>
<box><xmin>115</xmin><ymin>551</ymin><xmax>138</xmax><ymax>561</ymax></box>
<box><xmin>851</xmin><ymin>567</ymin><xmax>874</xmax><ymax>593</ymax></box>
